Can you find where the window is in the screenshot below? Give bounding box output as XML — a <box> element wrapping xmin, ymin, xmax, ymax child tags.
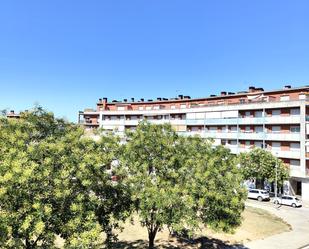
<box><xmin>290</xmin><ymin>143</ymin><xmax>300</xmax><ymax>151</ymax></box>
<box><xmin>245</xmin><ymin>111</ymin><xmax>251</xmax><ymax>117</ymax></box>
<box><xmin>245</xmin><ymin>141</ymin><xmax>251</xmax><ymax>148</ymax></box>
<box><xmin>272</xmin><ymin>142</ymin><xmax>281</xmax><ymax>151</ymax></box>
<box><xmin>230</xmin><ymin>140</ymin><xmax>237</xmax><ymax>145</ymax></box>
<box><xmin>255</xmin><ymin>126</ymin><xmax>263</xmax><ymax>133</ymax></box>
<box><xmin>290</xmin><ymin>108</ymin><xmax>300</xmax><ymax>115</ymax></box>
<box><xmin>171</xmin><ymin>105</ymin><xmax>176</xmax><ymax>109</ymax></box>
<box><xmin>290</xmin><ymin>126</ymin><xmax>300</xmax><ymax>133</ymax></box>
<box><xmin>255</xmin><ymin>111</ymin><xmax>263</xmax><ymax>117</ymax></box>
<box><xmin>153</xmin><ymin>106</ymin><xmax>160</xmax><ymax>110</ymax></box>
<box><xmin>145</xmin><ymin>106</ymin><xmax>152</xmax><ymax>110</ymax></box>
<box><xmin>272</xmin><ymin>126</ymin><xmax>281</xmax><ymax>133</ymax></box>
<box><xmin>299</xmin><ymin>94</ymin><xmax>306</xmax><ymax>100</ymax></box>
<box><xmin>230</xmin><ymin>126</ymin><xmax>237</xmax><ymax>132</ymax></box>
<box><xmin>117</xmin><ymin>106</ymin><xmax>125</xmax><ymax>111</ymax></box>
<box><xmin>272</xmin><ymin>109</ymin><xmax>281</xmax><ymax>116</ymax></box>
<box><xmin>138</xmin><ymin>106</ymin><xmax>143</xmax><ymax>110</ymax></box>
<box><xmin>280</xmin><ymin>95</ymin><xmax>290</xmax><ymax>101</ymax></box>
<box><xmin>180</xmin><ymin>104</ymin><xmax>186</xmax><ymax>109</ymax></box>
<box><xmin>209</xmin><ymin>126</ymin><xmax>217</xmax><ymax>132</ymax></box>
<box><xmin>290</xmin><ymin>160</ymin><xmax>300</xmax><ymax>166</ymax></box>
<box><xmin>245</xmin><ymin>126</ymin><xmax>251</xmax><ymax>132</ymax></box>
<box><xmin>254</xmin><ymin>141</ymin><xmax>263</xmax><ymax>148</ymax></box>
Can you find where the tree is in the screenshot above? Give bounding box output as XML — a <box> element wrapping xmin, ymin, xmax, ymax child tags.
<box><xmin>119</xmin><ymin>122</ymin><xmax>247</xmax><ymax>249</ymax></box>
<box><xmin>0</xmin><ymin>107</ymin><xmax>130</xmax><ymax>248</ymax></box>
<box><xmin>238</xmin><ymin>147</ymin><xmax>289</xmax><ymax>189</ymax></box>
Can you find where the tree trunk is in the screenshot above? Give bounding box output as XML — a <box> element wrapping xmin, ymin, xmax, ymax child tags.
<box><xmin>148</xmin><ymin>231</ymin><xmax>156</xmax><ymax>249</ymax></box>
<box><xmin>25</xmin><ymin>238</ymin><xmax>32</xmax><ymax>249</ymax></box>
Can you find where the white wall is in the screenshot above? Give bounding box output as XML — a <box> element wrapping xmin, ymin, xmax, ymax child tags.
<box><xmin>302</xmin><ymin>180</ymin><xmax>309</xmax><ymax>201</ymax></box>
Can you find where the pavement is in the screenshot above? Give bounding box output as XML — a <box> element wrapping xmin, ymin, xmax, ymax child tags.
<box><xmin>244</xmin><ymin>199</ymin><xmax>309</xmax><ymax>249</ymax></box>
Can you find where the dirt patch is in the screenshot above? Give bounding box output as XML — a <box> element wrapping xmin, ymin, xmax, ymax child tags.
<box><xmin>114</xmin><ymin>206</ymin><xmax>290</xmax><ymax>248</ymax></box>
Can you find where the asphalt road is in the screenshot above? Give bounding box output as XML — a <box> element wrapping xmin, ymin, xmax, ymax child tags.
<box><xmin>244</xmin><ymin>199</ymin><xmax>309</xmax><ymax>249</ymax></box>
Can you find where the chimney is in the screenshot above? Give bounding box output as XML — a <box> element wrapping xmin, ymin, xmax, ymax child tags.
<box><xmin>10</xmin><ymin>110</ymin><xmax>14</xmax><ymax>114</ymax></box>
<box><xmin>148</xmin><ymin>99</ymin><xmax>153</xmax><ymax>102</ymax></box>
<box><xmin>228</xmin><ymin>92</ymin><xmax>235</xmax><ymax>95</ymax></box>
<box><xmin>103</xmin><ymin>97</ymin><xmax>108</xmax><ymax>102</ymax></box>
<box><xmin>163</xmin><ymin>98</ymin><xmax>168</xmax><ymax>100</ymax></box>
<box><xmin>123</xmin><ymin>99</ymin><xmax>127</xmax><ymax>102</ymax></box>
<box><xmin>140</xmin><ymin>98</ymin><xmax>144</xmax><ymax>102</ymax></box>
<box><xmin>210</xmin><ymin>94</ymin><xmax>216</xmax><ymax>97</ymax></box>
<box><xmin>284</xmin><ymin>85</ymin><xmax>291</xmax><ymax>89</ymax></box>
<box><xmin>157</xmin><ymin>97</ymin><xmax>162</xmax><ymax>101</ymax></box>
<box><xmin>131</xmin><ymin>98</ymin><xmax>135</xmax><ymax>102</ymax></box>
<box><xmin>255</xmin><ymin>88</ymin><xmax>264</xmax><ymax>91</ymax></box>
<box><xmin>183</xmin><ymin>95</ymin><xmax>191</xmax><ymax>99</ymax></box>
<box><xmin>221</xmin><ymin>91</ymin><xmax>227</xmax><ymax>96</ymax></box>
<box><xmin>178</xmin><ymin>94</ymin><xmax>184</xmax><ymax>99</ymax></box>
<box><xmin>112</xmin><ymin>100</ymin><xmax>118</xmax><ymax>102</ymax></box>
<box><xmin>99</xmin><ymin>98</ymin><xmax>102</xmax><ymax>102</ymax></box>
<box><xmin>249</xmin><ymin>86</ymin><xmax>255</xmax><ymax>92</ymax></box>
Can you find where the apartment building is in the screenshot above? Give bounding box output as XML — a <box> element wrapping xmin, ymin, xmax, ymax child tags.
<box><xmin>79</xmin><ymin>85</ymin><xmax>309</xmax><ymax>200</ymax></box>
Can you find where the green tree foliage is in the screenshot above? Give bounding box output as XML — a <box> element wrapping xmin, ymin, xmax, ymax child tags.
<box><xmin>0</xmin><ymin>107</ymin><xmax>130</xmax><ymax>248</ymax></box>
<box><xmin>238</xmin><ymin>147</ymin><xmax>289</xmax><ymax>187</ymax></box>
<box><xmin>120</xmin><ymin>122</ymin><xmax>246</xmax><ymax>249</ymax></box>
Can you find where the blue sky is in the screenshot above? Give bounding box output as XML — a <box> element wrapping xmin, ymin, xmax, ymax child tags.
<box><xmin>0</xmin><ymin>1</ymin><xmax>308</xmax><ymax>122</ymax></box>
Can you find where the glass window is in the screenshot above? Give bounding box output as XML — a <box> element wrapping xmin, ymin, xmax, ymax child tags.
<box><xmin>272</xmin><ymin>142</ymin><xmax>281</xmax><ymax>150</ymax></box>
<box><xmin>280</xmin><ymin>95</ymin><xmax>290</xmax><ymax>101</ymax></box>
<box><xmin>290</xmin><ymin>126</ymin><xmax>300</xmax><ymax>133</ymax></box>
<box><xmin>290</xmin><ymin>108</ymin><xmax>300</xmax><ymax>115</ymax></box>
<box><xmin>272</xmin><ymin>126</ymin><xmax>281</xmax><ymax>132</ymax></box>
<box><xmin>272</xmin><ymin>109</ymin><xmax>281</xmax><ymax>116</ymax></box>
<box><xmin>290</xmin><ymin>160</ymin><xmax>300</xmax><ymax>166</ymax></box>
<box><xmin>255</xmin><ymin>126</ymin><xmax>263</xmax><ymax>133</ymax></box>
<box><xmin>255</xmin><ymin>111</ymin><xmax>263</xmax><ymax>117</ymax></box>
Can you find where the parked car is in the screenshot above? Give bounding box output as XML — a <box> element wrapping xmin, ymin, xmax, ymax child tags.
<box><xmin>247</xmin><ymin>189</ymin><xmax>270</xmax><ymax>201</ymax></box>
<box><xmin>273</xmin><ymin>195</ymin><xmax>302</xmax><ymax>208</ymax></box>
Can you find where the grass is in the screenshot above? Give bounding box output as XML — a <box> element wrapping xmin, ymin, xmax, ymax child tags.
<box><xmin>55</xmin><ymin>206</ymin><xmax>291</xmax><ymax>248</ymax></box>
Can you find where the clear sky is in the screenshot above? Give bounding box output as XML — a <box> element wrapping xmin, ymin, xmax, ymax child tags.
<box><xmin>0</xmin><ymin>1</ymin><xmax>308</xmax><ymax>122</ymax></box>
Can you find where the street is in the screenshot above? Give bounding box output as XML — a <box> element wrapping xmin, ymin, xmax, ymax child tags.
<box><xmin>244</xmin><ymin>199</ymin><xmax>309</xmax><ymax>249</ymax></box>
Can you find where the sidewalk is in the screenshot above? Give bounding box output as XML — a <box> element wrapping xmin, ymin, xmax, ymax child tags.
<box><xmin>244</xmin><ymin>201</ymin><xmax>309</xmax><ymax>249</ymax></box>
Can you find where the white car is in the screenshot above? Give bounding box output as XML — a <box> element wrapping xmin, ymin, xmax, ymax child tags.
<box><xmin>274</xmin><ymin>195</ymin><xmax>302</xmax><ymax>208</ymax></box>
<box><xmin>248</xmin><ymin>189</ymin><xmax>270</xmax><ymax>201</ymax></box>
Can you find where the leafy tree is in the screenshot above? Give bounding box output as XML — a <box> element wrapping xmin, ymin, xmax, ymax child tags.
<box><xmin>119</xmin><ymin>122</ymin><xmax>246</xmax><ymax>249</ymax></box>
<box><xmin>0</xmin><ymin>107</ymin><xmax>130</xmax><ymax>248</ymax></box>
<box><xmin>238</xmin><ymin>147</ymin><xmax>289</xmax><ymax>189</ymax></box>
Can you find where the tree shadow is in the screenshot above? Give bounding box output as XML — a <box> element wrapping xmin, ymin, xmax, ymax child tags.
<box><xmin>111</xmin><ymin>236</ymin><xmax>249</xmax><ymax>249</ymax></box>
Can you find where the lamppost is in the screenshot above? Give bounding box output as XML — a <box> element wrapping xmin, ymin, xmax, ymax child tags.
<box><xmin>275</xmin><ymin>152</ymin><xmax>279</xmax><ymax>208</ymax></box>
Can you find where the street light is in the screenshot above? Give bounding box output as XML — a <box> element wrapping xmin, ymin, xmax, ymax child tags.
<box><xmin>275</xmin><ymin>152</ymin><xmax>278</xmax><ymax>208</ymax></box>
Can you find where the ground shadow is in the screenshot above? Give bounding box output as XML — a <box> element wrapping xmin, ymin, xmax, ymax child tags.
<box><xmin>111</xmin><ymin>236</ymin><xmax>249</xmax><ymax>249</ymax></box>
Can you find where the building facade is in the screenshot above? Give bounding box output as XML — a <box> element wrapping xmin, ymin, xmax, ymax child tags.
<box><xmin>79</xmin><ymin>85</ymin><xmax>309</xmax><ymax>200</ymax></box>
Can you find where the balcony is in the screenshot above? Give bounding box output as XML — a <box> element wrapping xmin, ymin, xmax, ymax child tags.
<box><xmin>238</xmin><ymin>116</ymin><xmax>301</xmax><ymax>125</ymax></box>
<box><xmin>290</xmin><ymin>166</ymin><xmax>306</xmax><ymax>178</ymax></box>
<box><xmin>186</xmin><ymin>130</ymin><xmax>300</xmax><ymax>142</ymax></box>
<box><xmin>267</xmin><ymin>149</ymin><xmax>301</xmax><ymax>159</ymax></box>
<box><xmin>186</xmin><ymin>115</ymin><xmax>301</xmax><ymax>126</ymax></box>
<box><xmin>80</xmin><ymin>120</ymin><xmax>99</xmax><ymax>126</ymax></box>
<box><xmin>237</xmin><ymin>132</ymin><xmax>300</xmax><ymax>141</ymax></box>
